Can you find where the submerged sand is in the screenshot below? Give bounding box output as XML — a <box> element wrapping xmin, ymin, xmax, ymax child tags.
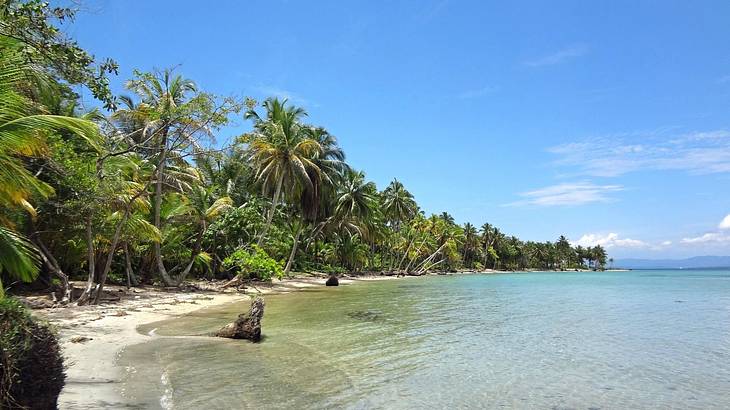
<box><xmin>37</xmin><ymin>275</ymin><xmax>400</xmax><ymax>409</ymax></box>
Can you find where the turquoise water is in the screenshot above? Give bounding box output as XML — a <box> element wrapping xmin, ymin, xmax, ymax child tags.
<box><xmin>118</xmin><ymin>271</ymin><xmax>730</xmax><ymax>409</ymax></box>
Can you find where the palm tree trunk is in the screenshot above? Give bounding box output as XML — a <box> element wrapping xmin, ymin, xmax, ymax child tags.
<box><xmin>405</xmin><ymin>238</ymin><xmax>427</xmax><ymax>273</ymax></box>
<box><xmin>92</xmin><ymin>209</ymin><xmax>130</xmax><ymax>304</ymax></box>
<box><xmin>396</xmin><ymin>236</ymin><xmax>415</xmax><ymax>271</ymax></box>
<box><xmin>124</xmin><ymin>242</ymin><xmax>137</xmax><ymax>288</ymax></box>
<box><xmin>77</xmin><ymin>217</ymin><xmax>96</xmax><ymax>305</ymax></box>
<box><xmin>415</xmin><ymin>242</ymin><xmax>447</xmax><ymax>273</ymax></box>
<box><xmin>33</xmin><ymin>237</ymin><xmax>71</xmax><ymax>304</ymax></box>
<box><xmin>174</xmin><ymin>226</ymin><xmax>205</xmax><ymax>285</ymax></box>
<box><xmin>153</xmin><ymin>129</ymin><xmax>176</xmax><ymax>286</ymax></box>
<box><xmin>257</xmin><ymin>173</ymin><xmax>284</xmax><ymax>246</ymax></box>
<box><xmin>283</xmin><ymin>228</ymin><xmax>302</xmax><ymax>276</ymax></box>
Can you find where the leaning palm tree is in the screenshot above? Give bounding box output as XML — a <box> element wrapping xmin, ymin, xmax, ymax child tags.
<box><xmin>174</xmin><ymin>184</ymin><xmax>232</xmax><ymax>283</ymax></box>
<box><xmin>0</xmin><ymin>36</ymin><xmax>99</xmax><ymax>297</ymax></box>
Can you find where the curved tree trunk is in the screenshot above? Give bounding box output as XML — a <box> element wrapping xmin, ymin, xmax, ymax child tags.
<box><xmin>283</xmin><ymin>228</ymin><xmax>302</xmax><ymax>276</ymax></box>
<box><xmin>92</xmin><ymin>209</ymin><xmax>129</xmax><ymax>304</ymax></box>
<box><xmin>256</xmin><ymin>173</ymin><xmax>283</xmax><ymax>246</ymax></box>
<box><xmin>33</xmin><ymin>237</ymin><xmax>71</xmax><ymax>304</ymax></box>
<box><xmin>173</xmin><ymin>225</ymin><xmax>205</xmax><ymax>286</ymax></box>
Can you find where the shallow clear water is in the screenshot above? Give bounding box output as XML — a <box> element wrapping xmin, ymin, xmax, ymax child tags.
<box><xmin>118</xmin><ymin>271</ymin><xmax>730</xmax><ymax>409</ymax></box>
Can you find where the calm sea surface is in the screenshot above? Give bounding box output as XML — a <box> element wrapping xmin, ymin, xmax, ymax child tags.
<box><xmin>118</xmin><ymin>270</ymin><xmax>730</xmax><ymax>409</ymax></box>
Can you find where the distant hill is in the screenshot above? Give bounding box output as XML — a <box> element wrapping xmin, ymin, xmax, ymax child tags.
<box><xmin>614</xmin><ymin>256</ymin><xmax>730</xmax><ymax>269</ymax></box>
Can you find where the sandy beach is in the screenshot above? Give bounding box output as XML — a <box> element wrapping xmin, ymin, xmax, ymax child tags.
<box><xmin>34</xmin><ymin>275</ymin><xmax>400</xmax><ymax>409</ymax></box>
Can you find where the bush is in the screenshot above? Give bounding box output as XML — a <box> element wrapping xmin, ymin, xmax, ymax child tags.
<box><xmin>0</xmin><ymin>298</ymin><xmax>65</xmax><ymax>409</ymax></box>
<box><xmin>223</xmin><ymin>245</ymin><xmax>284</xmax><ymax>281</ymax></box>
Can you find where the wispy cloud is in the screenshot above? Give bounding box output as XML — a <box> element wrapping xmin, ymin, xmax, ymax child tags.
<box><xmin>524</xmin><ymin>44</ymin><xmax>588</xmax><ymax>67</ymax></box>
<box><xmin>252</xmin><ymin>85</ymin><xmax>318</xmax><ymax>108</ymax></box>
<box><xmin>718</xmin><ymin>74</ymin><xmax>730</xmax><ymax>84</ymax></box>
<box><xmin>506</xmin><ymin>181</ymin><xmax>623</xmax><ymax>207</ymax></box>
<box><xmin>681</xmin><ymin>232</ymin><xmax>730</xmax><ymax>244</ymax></box>
<box><xmin>681</xmin><ymin>215</ymin><xmax>730</xmax><ymax>244</ymax></box>
<box><xmin>457</xmin><ymin>85</ymin><xmax>498</xmax><ymax>99</ymax></box>
<box><xmin>548</xmin><ymin>129</ymin><xmax>730</xmax><ymax>177</ymax></box>
<box><xmin>572</xmin><ymin>233</ymin><xmax>649</xmax><ymax>249</ymax></box>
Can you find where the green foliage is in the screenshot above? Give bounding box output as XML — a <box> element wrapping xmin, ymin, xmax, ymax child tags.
<box><xmin>223</xmin><ymin>245</ymin><xmax>284</xmax><ymax>281</ymax></box>
<box><xmin>0</xmin><ymin>297</ymin><xmax>65</xmax><ymax>408</ymax></box>
<box><xmin>0</xmin><ymin>0</ymin><xmax>118</xmax><ymax>109</ymax></box>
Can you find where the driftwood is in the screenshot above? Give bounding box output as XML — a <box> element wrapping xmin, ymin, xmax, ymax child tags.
<box><xmin>214</xmin><ymin>297</ymin><xmax>264</xmax><ymax>342</ymax></box>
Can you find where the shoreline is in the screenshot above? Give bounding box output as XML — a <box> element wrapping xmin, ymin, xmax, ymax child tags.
<box><xmin>38</xmin><ymin>275</ymin><xmax>400</xmax><ymax>409</ymax></box>
<box><xmin>34</xmin><ymin>269</ymin><xmax>627</xmax><ymax>408</ymax></box>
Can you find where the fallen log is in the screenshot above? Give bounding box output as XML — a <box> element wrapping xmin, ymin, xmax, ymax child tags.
<box><xmin>214</xmin><ymin>297</ymin><xmax>264</xmax><ymax>342</ymax></box>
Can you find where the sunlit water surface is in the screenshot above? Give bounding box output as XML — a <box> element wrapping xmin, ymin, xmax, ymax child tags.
<box><xmin>118</xmin><ymin>271</ymin><xmax>730</xmax><ymax>409</ymax></box>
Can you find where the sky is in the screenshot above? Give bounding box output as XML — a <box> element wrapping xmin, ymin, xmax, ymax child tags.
<box><xmin>64</xmin><ymin>0</ymin><xmax>730</xmax><ymax>259</ymax></box>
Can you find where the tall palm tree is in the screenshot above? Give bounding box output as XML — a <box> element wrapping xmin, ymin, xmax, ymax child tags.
<box><xmin>462</xmin><ymin>222</ymin><xmax>478</xmax><ymax>268</ymax></box>
<box><xmin>381</xmin><ymin>179</ymin><xmax>417</xmax><ymax>232</ymax></box>
<box><xmin>335</xmin><ymin>169</ymin><xmax>377</xmax><ymax>222</ymax></box>
<box><xmin>117</xmin><ymin>69</ymin><xmax>202</xmax><ymax>286</ymax></box>
<box><xmin>245</xmin><ymin>98</ymin><xmax>323</xmax><ymax>245</ymax></box>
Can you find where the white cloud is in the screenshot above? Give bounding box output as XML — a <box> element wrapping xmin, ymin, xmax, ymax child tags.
<box><xmin>506</xmin><ymin>181</ymin><xmax>623</xmax><ymax>207</ymax></box>
<box><xmin>719</xmin><ymin>214</ymin><xmax>730</xmax><ymax>230</ymax></box>
<box><xmin>572</xmin><ymin>233</ymin><xmax>649</xmax><ymax>249</ymax></box>
<box><xmin>457</xmin><ymin>85</ymin><xmax>498</xmax><ymax>99</ymax></box>
<box><xmin>680</xmin><ymin>232</ymin><xmax>730</xmax><ymax>244</ymax></box>
<box><xmin>548</xmin><ymin>129</ymin><xmax>730</xmax><ymax>177</ymax></box>
<box><xmin>661</xmin><ymin>240</ymin><xmax>673</xmax><ymax>246</ymax></box>
<box><xmin>524</xmin><ymin>44</ymin><xmax>588</xmax><ymax>67</ymax></box>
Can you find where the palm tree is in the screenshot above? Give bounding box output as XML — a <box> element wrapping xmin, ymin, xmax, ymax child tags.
<box><xmin>0</xmin><ymin>36</ymin><xmax>99</xmax><ymax>297</ymax></box>
<box><xmin>381</xmin><ymin>179</ymin><xmax>417</xmax><ymax>232</ymax></box>
<box><xmin>335</xmin><ymin>169</ymin><xmax>377</xmax><ymax>222</ymax></box>
<box><xmin>245</xmin><ymin>98</ymin><xmax>323</xmax><ymax>246</ymax></box>
<box><xmin>174</xmin><ymin>184</ymin><xmax>232</xmax><ymax>284</ymax></box>
<box><xmin>117</xmin><ymin>68</ymin><xmax>213</xmax><ymax>286</ymax></box>
<box><xmin>480</xmin><ymin>223</ymin><xmax>501</xmax><ymax>267</ymax></box>
<box><xmin>462</xmin><ymin>222</ymin><xmax>478</xmax><ymax>268</ymax></box>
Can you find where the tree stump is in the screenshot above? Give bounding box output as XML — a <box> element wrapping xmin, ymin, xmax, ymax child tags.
<box><xmin>214</xmin><ymin>297</ymin><xmax>264</xmax><ymax>342</ymax></box>
<box><xmin>325</xmin><ymin>275</ymin><xmax>339</xmax><ymax>286</ymax></box>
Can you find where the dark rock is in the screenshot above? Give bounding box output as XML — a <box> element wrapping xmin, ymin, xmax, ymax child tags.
<box><xmin>215</xmin><ymin>297</ymin><xmax>265</xmax><ymax>342</ymax></box>
<box><xmin>325</xmin><ymin>275</ymin><xmax>339</xmax><ymax>286</ymax></box>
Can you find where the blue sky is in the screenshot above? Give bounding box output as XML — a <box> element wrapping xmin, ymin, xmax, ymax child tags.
<box><xmin>67</xmin><ymin>0</ymin><xmax>730</xmax><ymax>259</ymax></box>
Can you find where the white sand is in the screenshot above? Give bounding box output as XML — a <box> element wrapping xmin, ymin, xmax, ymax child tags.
<box><xmin>38</xmin><ymin>275</ymin><xmax>402</xmax><ymax>408</ymax></box>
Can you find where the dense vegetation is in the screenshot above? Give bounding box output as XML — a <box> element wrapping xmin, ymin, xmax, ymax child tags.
<box><xmin>0</xmin><ymin>297</ymin><xmax>65</xmax><ymax>409</ymax></box>
<box><xmin>0</xmin><ymin>1</ymin><xmax>609</xmax><ymax>305</ymax></box>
